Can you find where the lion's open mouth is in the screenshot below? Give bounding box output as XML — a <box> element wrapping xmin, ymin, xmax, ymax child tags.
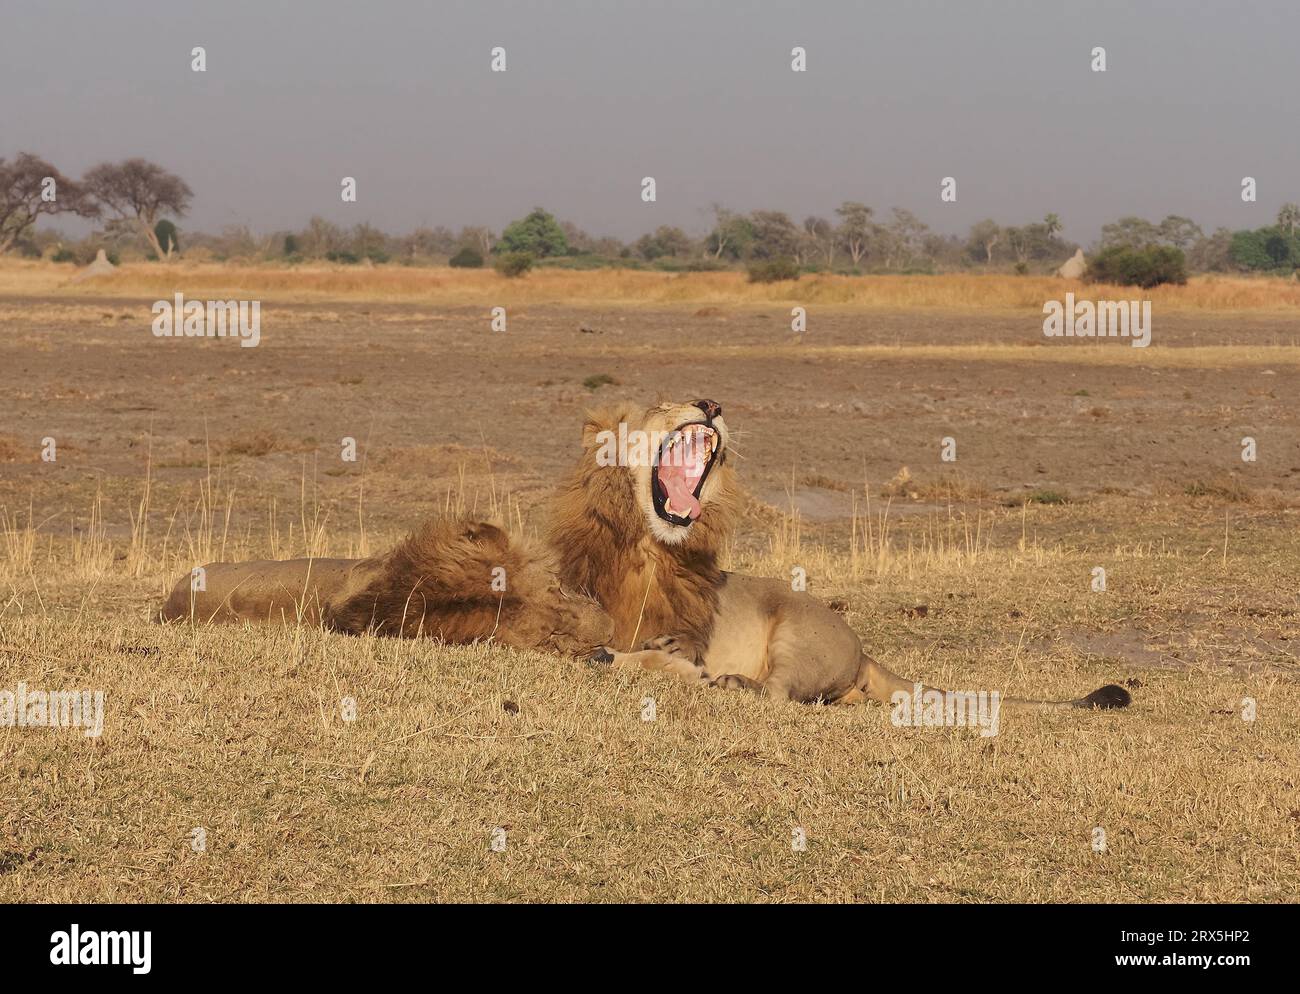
<box><xmin>652</xmin><ymin>422</ymin><xmax>720</xmax><ymax>526</ymax></box>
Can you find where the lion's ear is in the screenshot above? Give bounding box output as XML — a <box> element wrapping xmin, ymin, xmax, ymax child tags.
<box><xmin>582</xmin><ymin>403</ymin><xmax>636</xmax><ymax>448</ymax></box>
<box><xmin>581</xmin><ymin>408</ymin><xmax>617</xmax><ymax>448</ymax></box>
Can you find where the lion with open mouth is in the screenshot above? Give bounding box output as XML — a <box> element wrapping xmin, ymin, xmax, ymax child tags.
<box><xmin>549</xmin><ymin>398</ymin><xmax>1131</xmax><ymax>711</ymax></box>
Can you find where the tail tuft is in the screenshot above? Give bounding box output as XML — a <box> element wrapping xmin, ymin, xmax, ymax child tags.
<box><xmin>1076</xmin><ymin>684</ymin><xmax>1131</xmax><ymax>710</ymax></box>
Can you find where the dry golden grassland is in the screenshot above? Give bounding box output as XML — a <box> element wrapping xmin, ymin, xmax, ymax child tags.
<box><xmin>4</xmin><ymin>256</ymin><xmax>1300</xmax><ymax>311</ymax></box>
<box><xmin>1</xmin><ymin>261</ymin><xmax>1297</xmax><ymax>902</ymax></box>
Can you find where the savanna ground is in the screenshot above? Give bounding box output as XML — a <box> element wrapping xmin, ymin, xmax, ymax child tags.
<box><xmin>1</xmin><ymin>261</ymin><xmax>1297</xmax><ymax>902</ymax></box>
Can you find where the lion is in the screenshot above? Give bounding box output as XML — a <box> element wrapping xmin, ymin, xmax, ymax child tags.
<box><xmin>157</xmin><ymin>518</ymin><xmax>613</xmax><ymax>658</ymax></box>
<box><xmin>548</xmin><ymin>398</ymin><xmax>1131</xmax><ymax>712</ymax></box>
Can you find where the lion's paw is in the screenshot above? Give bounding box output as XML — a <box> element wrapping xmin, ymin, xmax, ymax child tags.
<box><xmin>640</xmin><ymin>634</ymin><xmax>699</xmax><ymax>663</ymax></box>
<box><xmin>709</xmin><ymin>673</ymin><xmax>764</xmax><ymax>693</ymax></box>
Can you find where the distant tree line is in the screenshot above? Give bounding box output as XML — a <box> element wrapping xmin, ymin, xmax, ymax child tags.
<box><xmin>4</xmin><ymin>152</ymin><xmax>1299</xmax><ymax>278</ymax></box>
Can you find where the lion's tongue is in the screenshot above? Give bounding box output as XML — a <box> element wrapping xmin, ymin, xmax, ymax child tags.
<box><xmin>658</xmin><ymin>460</ymin><xmax>703</xmax><ymax>520</ymax></box>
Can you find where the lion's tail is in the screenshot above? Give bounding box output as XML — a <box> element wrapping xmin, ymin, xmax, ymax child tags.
<box><xmin>855</xmin><ymin>654</ymin><xmax>1131</xmax><ymax>712</ymax></box>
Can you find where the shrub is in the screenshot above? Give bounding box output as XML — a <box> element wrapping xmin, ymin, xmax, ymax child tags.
<box><xmin>154</xmin><ymin>219</ymin><xmax>179</xmax><ymax>256</ymax></box>
<box><xmin>497</xmin><ymin>208</ymin><xmax>568</xmax><ymax>257</ymax></box>
<box><xmin>1026</xmin><ymin>490</ymin><xmax>1069</xmax><ymax>505</ymax></box>
<box><xmin>325</xmin><ymin>249</ymin><xmax>360</xmax><ymax>264</ymax></box>
<box><xmin>449</xmin><ymin>246</ymin><xmax>484</xmax><ymax>268</ymax></box>
<box><xmin>283</xmin><ymin>234</ymin><xmax>299</xmax><ymax>255</ymax></box>
<box><xmin>1229</xmin><ymin>230</ymin><xmax>1273</xmax><ymax>270</ymax></box>
<box><xmin>1229</xmin><ymin>227</ymin><xmax>1300</xmax><ymax>271</ymax></box>
<box><xmin>51</xmin><ymin>247</ymin><xmax>77</xmax><ymax>263</ymax></box>
<box><xmin>746</xmin><ymin>257</ymin><xmax>801</xmax><ymax>283</ymax></box>
<box><xmin>583</xmin><ymin>373</ymin><xmax>619</xmax><ymax>390</ymax></box>
<box><xmin>1085</xmin><ymin>245</ymin><xmax>1187</xmax><ymax>288</ymax></box>
<box><xmin>1264</xmin><ymin>233</ymin><xmax>1293</xmax><ymax>267</ymax></box>
<box><xmin>495</xmin><ymin>251</ymin><xmax>535</xmax><ymax>278</ymax></box>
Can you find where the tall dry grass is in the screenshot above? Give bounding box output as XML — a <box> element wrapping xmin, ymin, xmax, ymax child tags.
<box><xmin>2</xmin><ymin>258</ymin><xmax>1299</xmax><ymax>311</ymax></box>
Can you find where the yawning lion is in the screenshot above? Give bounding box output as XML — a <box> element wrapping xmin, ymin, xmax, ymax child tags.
<box><xmin>549</xmin><ymin>398</ymin><xmax>1131</xmax><ymax>711</ymax></box>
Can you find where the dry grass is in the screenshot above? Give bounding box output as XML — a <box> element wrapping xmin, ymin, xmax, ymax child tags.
<box><xmin>0</xmin><ymin>284</ymin><xmax>1296</xmax><ymax>902</ymax></box>
<box><xmin>4</xmin><ymin>257</ymin><xmax>1300</xmax><ymax>312</ymax></box>
<box><xmin>1</xmin><ymin>482</ymin><xmax>1297</xmax><ymax>903</ymax></box>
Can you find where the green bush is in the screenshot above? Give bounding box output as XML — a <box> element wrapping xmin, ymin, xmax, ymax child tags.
<box><xmin>449</xmin><ymin>246</ymin><xmax>484</xmax><ymax>268</ymax></box>
<box><xmin>283</xmin><ymin>234</ymin><xmax>299</xmax><ymax>256</ymax></box>
<box><xmin>154</xmin><ymin>219</ymin><xmax>179</xmax><ymax>255</ymax></box>
<box><xmin>51</xmin><ymin>247</ymin><xmax>77</xmax><ymax>263</ymax></box>
<box><xmin>746</xmin><ymin>257</ymin><xmax>801</xmax><ymax>283</ymax></box>
<box><xmin>495</xmin><ymin>251</ymin><xmax>535</xmax><ymax>278</ymax></box>
<box><xmin>325</xmin><ymin>250</ymin><xmax>360</xmax><ymax>264</ymax></box>
<box><xmin>497</xmin><ymin>208</ymin><xmax>568</xmax><ymax>257</ymax></box>
<box><xmin>1229</xmin><ymin>227</ymin><xmax>1300</xmax><ymax>271</ymax></box>
<box><xmin>1085</xmin><ymin>245</ymin><xmax>1187</xmax><ymax>288</ymax></box>
<box><xmin>1229</xmin><ymin>230</ymin><xmax>1273</xmax><ymax>270</ymax></box>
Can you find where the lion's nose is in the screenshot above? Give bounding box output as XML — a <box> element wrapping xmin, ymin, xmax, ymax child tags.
<box><xmin>693</xmin><ymin>399</ymin><xmax>722</xmax><ymax>420</ymax></box>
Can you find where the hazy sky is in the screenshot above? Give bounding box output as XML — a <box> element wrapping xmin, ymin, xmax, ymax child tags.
<box><xmin>4</xmin><ymin>0</ymin><xmax>1297</xmax><ymax>244</ymax></box>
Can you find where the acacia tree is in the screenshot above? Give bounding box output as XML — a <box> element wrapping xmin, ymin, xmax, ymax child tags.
<box><xmin>706</xmin><ymin>204</ymin><xmax>753</xmax><ymax>259</ymax></box>
<box><xmin>1003</xmin><ymin>225</ymin><xmax>1035</xmax><ymax>265</ymax></box>
<box><xmin>635</xmin><ymin>225</ymin><xmax>693</xmax><ymax>260</ymax></box>
<box><xmin>0</xmin><ymin>153</ymin><xmax>98</xmax><ymax>254</ymax></box>
<box><xmin>459</xmin><ymin>226</ymin><xmax>495</xmax><ymax>256</ymax></box>
<box><xmin>835</xmin><ymin>201</ymin><xmax>873</xmax><ymax>266</ymax></box>
<box><xmin>1156</xmin><ymin>215</ymin><xmax>1203</xmax><ymax>250</ymax></box>
<box><xmin>747</xmin><ymin>210</ymin><xmax>801</xmax><ymax>260</ymax></box>
<box><xmin>803</xmin><ymin>216</ymin><xmax>835</xmax><ymax>267</ymax></box>
<box><xmin>881</xmin><ymin>208</ymin><xmax>928</xmax><ymax>268</ymax></box>
<box><xmin>82</xmin><ymin>158</ymin><xmax>193</xmax><ymax>260</ymax></box>
<box><xmin>1099</xmin><ymin>216</ymin><xmax>1160</xmax><ymax>250</ymax></box>
<box><xmin>967</xmin><ymin>219</ymin><xmax>1002</xmax><ymax>265</ymax></box>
